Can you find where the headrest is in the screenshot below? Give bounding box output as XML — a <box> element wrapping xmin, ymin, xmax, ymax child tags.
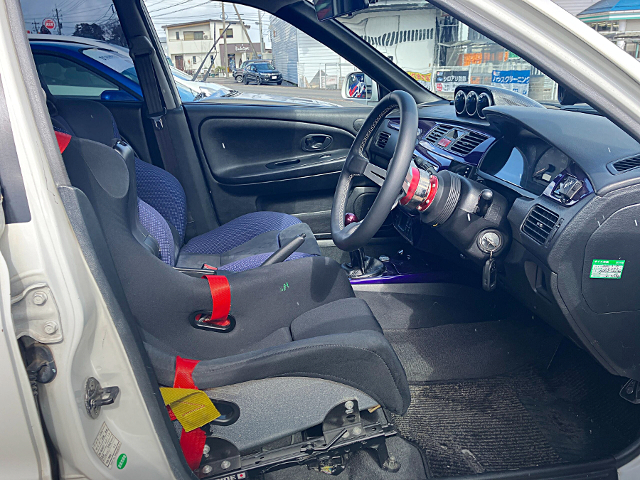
<box><xmin>52</xmin><ymin>99</ymin><xmax>120</xmax><ymax>147</ymax></box>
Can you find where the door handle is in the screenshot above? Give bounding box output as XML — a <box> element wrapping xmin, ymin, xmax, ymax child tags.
<box><xmin>302</xmin><ymin>134</ymin><xmax>333</xmax><ymax>152</ymax></box>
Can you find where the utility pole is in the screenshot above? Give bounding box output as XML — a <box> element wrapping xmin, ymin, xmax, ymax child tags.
<box><xmin>55</xmin><ymin>6</ymin><xmax>62</xmax><ymax>35</ymax></box>
<box><xmin>258</xmin><ymin>10</ymin><xmax>264</xmax><ymax>58</ymax></box>
<box><xmin>232</xmin><ymin>4</ymin><xmax>258</xmax><ymax>60</ymax></box>
<box><xmin>221</xmin><ymin>2</ymin><xmax>228</xmax><ymax>77</ymax></box>
<box><xmin>32</xmin><ymin>20</ymin><xmax>39</xmax><ymax>32</ymax></box>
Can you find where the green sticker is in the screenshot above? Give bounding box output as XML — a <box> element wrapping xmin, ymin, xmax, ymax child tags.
<box><xmin>280</xmin><ymin>282</ymin><xmax>289</xmax><ymax>292</ymax></box>
<box><xmin>590</xmin><ymin>259</ymin><xmax>625</xmax><ymax>279</ymax></box>
<box><xmin>116</xmin><ymin>453</ymin><xmax>127</xmax><ymax>470</ymax></box>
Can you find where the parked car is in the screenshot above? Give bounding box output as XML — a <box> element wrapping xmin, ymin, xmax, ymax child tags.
<box><xmin>242</xmin><ymin>61</ymin><xmax>283</xmax><ymax>85</ymax></box>
<box><xmin>233</xmin><ymin>59</ymin><xmax>275</xmax><ymax>83</ymax></box>
<box><xmin>28</xmin><ymin>36</ymin><xmax>338</xmax><ymax>106</ymax></box>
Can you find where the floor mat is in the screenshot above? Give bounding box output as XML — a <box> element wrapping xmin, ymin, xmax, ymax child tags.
<box><xmin>391</xmin><ymin>344</ymin><xmax>640</xmax><ymax>477</ymax></box>
<box><xmin>385</xmin><ymin>320</ymin><xmax>561</xmax><ymax>383</ymax></box>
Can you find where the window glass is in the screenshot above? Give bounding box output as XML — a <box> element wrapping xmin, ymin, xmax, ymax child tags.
<box><xmin>33</xmin><ymin>53</ymin><xmax>120</xmax><ymax>98</ymax></box>
<box><xmin>336</xmin><ymin>3</ymin><xmax>558</xmax><ymax>102</ymax></box>
<box><xmin>144</xmin><ymin>3</ymin><xmax>368</xmax><ymax>106</ymax></box>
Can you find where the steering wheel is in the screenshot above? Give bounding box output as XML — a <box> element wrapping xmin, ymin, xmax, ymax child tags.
<box><xmin>331</xmin><ymin>90</ymin><xmax>419</xmax><ymax>251</ymax></box>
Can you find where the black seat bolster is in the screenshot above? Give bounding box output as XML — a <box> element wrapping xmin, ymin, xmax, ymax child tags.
<box><xmin>147</xmin><ymin>331</ymin><xmax>411</xmax><ymax>415</ymax></box>
<box><xmin>291</xmin><ymin>298</ymin><xmax>382</xmax><ymax>340</ymax></box>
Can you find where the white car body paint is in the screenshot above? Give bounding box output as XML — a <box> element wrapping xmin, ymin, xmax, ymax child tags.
<box><xmin>5</xmin><ymin>0</ymin><xmax>640</xmax><ymax>477</ymax></box>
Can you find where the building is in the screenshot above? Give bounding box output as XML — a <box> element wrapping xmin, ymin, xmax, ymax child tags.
<box><xmin>578</xmin><ymin>0</ymin><xmax>640</xmax><ymax>57</ymax></box>
<box><xmin>164</xmin><ymin>19</ymin><xmax>262</xmax><ymax>74</ymax></box>
<box><xmin>270</xmin><ymin>16</ymin><xmax>358</xmax><ymax>88</ymax></box>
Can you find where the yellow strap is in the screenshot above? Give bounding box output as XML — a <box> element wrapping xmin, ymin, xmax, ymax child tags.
<box><xmin>160</xmin><ymin>387</ymin><xmax>221</xmax><ymax>432</ymax></box>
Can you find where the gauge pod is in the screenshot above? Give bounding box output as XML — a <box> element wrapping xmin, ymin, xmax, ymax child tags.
<box><xmin>454</xmin><ymin>90</ymin><xmax>466</xmax><ymax>115</ymax></box>
<box><xmin>477</xmin><ymin>92</ymin><xmax>492</xmax><ymax>119</ymax></box>
<box><xmin>465</xmin><ymin>91</ymin><xmax>478</xmax><ymax>117</ymax></box>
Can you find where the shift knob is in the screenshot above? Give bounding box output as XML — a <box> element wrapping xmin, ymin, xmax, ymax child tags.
<box><xmin>477</xmin><ymin>189</ymin><xmax>494</xmax><ymax>217</ymax></box>
<box><xmin>345</xmin><ymin>213</ymin><xmax>359</xmax><ymax>226</ymax></box>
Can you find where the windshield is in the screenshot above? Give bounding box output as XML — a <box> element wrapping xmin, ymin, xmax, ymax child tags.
<box><xmin>336</xmin><ymin>3</ymin><xmax>557</xmax><ymax>103</ymax></box>
<box><xmin>254</xmin><ymin>63</ymin><xmax>274</xmax><ymax>72</ymax></box>
<box><xmin>171</xmin><ymin>67</ymin><xmax>192</xmax><ymax>81</ymax></box>
<box><xmin>83</xmin><ymin>47</ymin><xmax>200</xmax><ymax>101</ymax></box>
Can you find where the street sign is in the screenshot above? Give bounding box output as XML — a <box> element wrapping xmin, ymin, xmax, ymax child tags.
<box><xmin>43</xmin><ymin>18</ymin><xmax>56</xmax><ymax>30</ymax></box>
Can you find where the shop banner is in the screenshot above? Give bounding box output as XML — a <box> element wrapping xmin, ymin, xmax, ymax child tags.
<box><xmin>491</xmin><ymin>69</ymin><xmax>530</xmax><ymax>95</ymax></box>
<box><xmin>434</xmin><ymin>70</ymin><xmax>469</xmax><ymax>93</ymax></box>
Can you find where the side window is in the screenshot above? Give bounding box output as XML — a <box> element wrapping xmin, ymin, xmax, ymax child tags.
<box><xmin>150</xmin><ymin>3</ymin><xmax>370</xmax><ymax>106</ymax></box>
<box><xmin>33</xmin><ymin>54</ymin><xmax>120</xmax><ymax>99</ymax></box>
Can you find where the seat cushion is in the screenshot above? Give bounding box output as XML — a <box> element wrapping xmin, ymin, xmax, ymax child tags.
<box><xmin>176</xmin><ymin>218</ymin><xmax>322</xmax><ymax>272</ymax></box>
<box><xmin>181</xmin><ymin>211</ymin><xmax>303</xmax><ymax>255</ymax></box>
<box><xmin>291</xmin><ymin>298</ymin><xmax>383</xmax><ymax>340</ymax></box>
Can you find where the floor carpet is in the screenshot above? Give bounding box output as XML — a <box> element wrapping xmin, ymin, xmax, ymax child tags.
<box><xmin>391</xmin><ymin>343</ymin><xmax>640</xmax><ymax>477</ymax></box>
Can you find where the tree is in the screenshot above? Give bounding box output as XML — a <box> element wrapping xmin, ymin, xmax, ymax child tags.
<box><xmin>73</xmin><ymin>23</ymin><xmax>104</xmax><ymax>41</ymax></box>
<box><xmin>104</xmin><ymin>19</ymin><xmax>127</xmax><ymax>47</ymax></box>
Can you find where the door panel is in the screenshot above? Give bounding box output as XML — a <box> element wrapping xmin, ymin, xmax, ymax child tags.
<box><xmin>199</xmin><ymin>118</ymin><xmax>353</xmax><ymax>184</ymax></box>
<box><xmin>184</xmin><ymin>104</ymin><xmax>371</xmax><ymax>236</ymax></box>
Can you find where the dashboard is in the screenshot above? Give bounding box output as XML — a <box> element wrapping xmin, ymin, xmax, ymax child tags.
<box><xmin>368</xmin><ymin>85</ymin><xmax>640</xmax><ymax>383</ymax></box>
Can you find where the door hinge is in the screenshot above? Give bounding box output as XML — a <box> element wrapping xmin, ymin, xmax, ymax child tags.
<box><xmin>11</xmin><ymin>283</ymin><xmax>62</xmax><ymax>344</ymax></box>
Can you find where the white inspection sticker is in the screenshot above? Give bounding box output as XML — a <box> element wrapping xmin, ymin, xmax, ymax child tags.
<box><xmin>590</xmin><ymin>259</ymin><xmax>625</xmax><ymax>279</ymax></box>
<box><xmin>92</xmin><ymin>422</ymin><xmax>122</xmax><ymax>468</ymax></box>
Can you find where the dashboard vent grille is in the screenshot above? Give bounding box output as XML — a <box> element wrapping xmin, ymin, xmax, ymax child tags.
<box><xmin>425</xmin><ymin>124</ymin><xmax>452</xmax><ymax>145</ymax></box>
<box><xmin>612</xmin><ymin>155</ymin><xmax>640</xmax><ymax>173</ymax></box>
<box><xmin>449</xmin><ymin>131</ymin><xmax>489</xmax><ymax>156</ymax></box>
<box><xmin>522</xmin><ymin>205</ymin><xmax>560</xmax><ymax>245</ymax></box>
<box><xmin>376</xmin><ymin>131</ymin><xmax>391</xmax><ymax>149</ymax></box>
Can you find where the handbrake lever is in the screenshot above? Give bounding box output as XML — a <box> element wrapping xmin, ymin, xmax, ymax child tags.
<box><xmin>261</xmin><ymin>233</ymin><xmax>306</xmax><ymax>266</ymax></box>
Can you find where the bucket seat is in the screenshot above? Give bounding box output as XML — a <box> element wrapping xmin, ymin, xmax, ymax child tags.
<box><xmin>56</xmin><ymin>130</ymin><xmax>410</xmax><ymax>451</ymax></box>
<box><xmin>48</xmin><ymin>98</ymin><xmax>320</xmax><ymax>272</ymax></box>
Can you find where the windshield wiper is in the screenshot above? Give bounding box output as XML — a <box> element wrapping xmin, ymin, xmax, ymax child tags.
<box><xmin>222</xmin><ymin>90</ymin><xmax>241</xmax><ymax>98</ymax></box>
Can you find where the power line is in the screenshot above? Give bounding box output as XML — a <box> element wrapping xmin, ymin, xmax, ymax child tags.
<box><xmin>147</xmin><ymin>0</ymin><xmax>204</xmax><ymax>14</ymax></box>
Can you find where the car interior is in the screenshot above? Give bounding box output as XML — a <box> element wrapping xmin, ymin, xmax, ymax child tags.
<box><xmin>12</xmin><ymin>0</ymin><xmax>640</xmax><ymax>478</ymax></box>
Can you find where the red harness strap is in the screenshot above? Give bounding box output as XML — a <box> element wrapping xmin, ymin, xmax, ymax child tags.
<box><xmin>171</xmin><ymin>356</ymin><xmax>206</xmax><ymax>470</ymax></box>
<box><xmin>204</xmin><ymin>274</ymin><xmax>231</xmax><ymax>321</ymax></box>
<box><xmin>55</xmin><ymin>131</ymin><xmax>72</xmax><ymax>153</ymax></box>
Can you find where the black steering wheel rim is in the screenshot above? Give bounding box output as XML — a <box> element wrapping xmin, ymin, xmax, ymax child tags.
<box><xmin>331</xmin><ymin>90</ymin><xmax>419</xmax><ymax>251</ymax></box>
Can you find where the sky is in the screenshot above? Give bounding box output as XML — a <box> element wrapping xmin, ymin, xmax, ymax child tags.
<box><xmin>21</xmin><ymin>0</ymin><xmax>272</xmax><ymax>47</ymax></box>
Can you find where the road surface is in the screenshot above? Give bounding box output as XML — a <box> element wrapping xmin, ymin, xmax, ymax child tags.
<box><xmin>207</xmin><ymin>76</ymin><xmax>363</xmax><ymax>107</ymax></box>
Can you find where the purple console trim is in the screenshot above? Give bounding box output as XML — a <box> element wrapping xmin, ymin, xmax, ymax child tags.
<box><xmin>349</xmin><ymin>254</ymin><xmax>477</xmax><ymax>286</ymax></box>
<box><xmin>350</xmin><ymin>271</ymin><xmax>464</xmax><ymax>285</ymax></box>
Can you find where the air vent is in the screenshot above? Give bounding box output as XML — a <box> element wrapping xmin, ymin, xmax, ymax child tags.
<box><xmin>376</xmin><ymin>131</ymin><xmax>391</xmax><ymax>149</ymax></box>
<box><xmin>425</xmin><ymin>124</ymin><xmax>452</xmax><ymax>145</ymax></box>
<box><xmin>612</xmin><ymin>155</ymin><xmax>640</xmax><ymax>173</ymax></box>
<box><xmin>449</xmin><ymin>131</ymin><xmax>489</xmax><ymax>156</ymax></box>
<box><xmin>522</xmin><ymin>205</ymin><xmax>560</xmax><ymax>245</ymax></box>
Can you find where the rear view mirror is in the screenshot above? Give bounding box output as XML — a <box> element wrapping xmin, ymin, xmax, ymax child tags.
<box><xmin>314</xmin><ymin>0</ymin><xmax>369</xmax><ymax>21</ymax></box>
<box><xmin>342</xmin><ymin>72</ymin><xmax>379</xmax><ymax>104</ymax></box>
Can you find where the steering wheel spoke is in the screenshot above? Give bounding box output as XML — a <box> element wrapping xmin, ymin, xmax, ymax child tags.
<box><xmin>345</xmin><ymin>152</ymin><xmax>370</xmax><ymax>174</ymax></box>
<box><xmin>363</xmin><ymin>162</ymin><xmax>387</xmax><ymax>187</ymax></box>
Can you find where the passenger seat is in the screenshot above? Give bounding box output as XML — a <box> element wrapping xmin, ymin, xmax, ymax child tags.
<box><xmin>48</xmin><ymin>98</ymin><xmax>321</xmax><ymax>272</ymax></box>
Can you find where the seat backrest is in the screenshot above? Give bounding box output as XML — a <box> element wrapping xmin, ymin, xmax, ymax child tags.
<box><xmin>48</xmin><ymin>98</ymin><xmax>187</xmax><ymax>264</ymax></box>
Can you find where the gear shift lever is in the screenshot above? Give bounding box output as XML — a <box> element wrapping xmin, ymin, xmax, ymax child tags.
<box><xmin>341</xmin><ymin>213</ymin><xmax>385</xmax><ymax>278</ymax></box>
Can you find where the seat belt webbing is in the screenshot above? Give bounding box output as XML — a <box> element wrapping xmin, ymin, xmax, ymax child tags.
<box><xmin>130</xmin><ymin>37</ymin><xmax>180</xmax><ymax>178</ymax></box>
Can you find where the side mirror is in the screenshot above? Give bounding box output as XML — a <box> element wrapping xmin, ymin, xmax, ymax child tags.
<box><xmin>100</xmin><ymin>90</ymin><xmax>137</xmax><ymax>102</ymax></box>
<box><xmin>342</xmin><ymin>72</ymin><xmax>379</xmax><ymax>104</ymax></box>
<box><xmin>314</xmin><ymin>0</ymin><xmax>369</xmax><ymax>21</ymax></box>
